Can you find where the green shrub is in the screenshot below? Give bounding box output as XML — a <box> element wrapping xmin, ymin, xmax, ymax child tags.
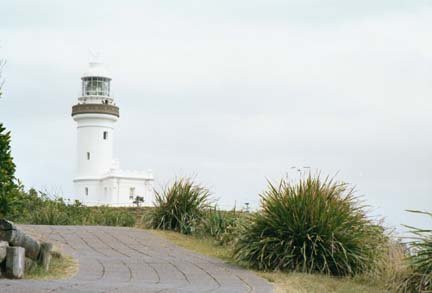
<box><xmin>0</xmin><ymin>123</ymin><xmax>19</xmax><ymax>218</ymax></box>
<box><xmin>233</xmin><ymin>174</ymin><xmax>386</xmax><ymax>276</ymax></box>
<box><xmin>28</xmin><ymin>196</ymin><xmax>88</xmax><ymax>225</ymax></box>
<box><xmin>198</xmin><ymin>208</ymin><xmax>249</xmax><ymax>246</ymax></box>
<box><xmin>399</xmin><ymin>210</ymin><xmax>432</xmax><ymax>292</ymax></box>
<box><xmin>150</xmin><ymin>178</ymin><xmax>211</xmax><ymax>234</ymax></box>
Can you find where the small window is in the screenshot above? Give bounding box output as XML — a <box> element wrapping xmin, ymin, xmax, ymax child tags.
<box><xmin>129</xmin><ymin>195</ymin><xmax>134</xmax><ymax>200</ymax></box>
<box><xmin>85</xmin><ymin>187</ymin><xmax>89</xmax><ymax>196</ymax></box>
<box><xmin>87</xmin><ymin>152</ymin><xmax>90</xmax><ymax>160</ymax></box>
<box><xmin>103</xmin><ymin>131</ymin><xmax>108</xmax><ymax>140</ymax></box>
<box><xmin>129</xmin><ymin>187</ymin><xmax>135</xmax><ymax>197</ymax></box>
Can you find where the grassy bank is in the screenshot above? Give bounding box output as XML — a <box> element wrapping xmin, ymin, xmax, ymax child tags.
<box><xmin>3</xmin><ymin>188</ymin><xmax>152</xmax><ymax>227</ymax></box>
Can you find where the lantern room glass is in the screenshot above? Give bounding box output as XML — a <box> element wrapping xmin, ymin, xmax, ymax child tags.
<box><xmin>82</xmin><ymin>77</ymin><xmax>110</xmax><ymax>96</ymax></box>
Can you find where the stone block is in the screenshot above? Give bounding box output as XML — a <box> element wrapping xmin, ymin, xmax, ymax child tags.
<box><xmin>0</xmin><ymin>219</ymin><xmax>41</xmax><ymax>260</ymax></box>
<box><xmin>0</xmin><ymin>240</ymin><xmax>9</xmax><ymax>262</ymax></box>
<box><xmin>5</xmin><ymin>246</ymin><xmax>25</xmax><ymax>279</ymax></box>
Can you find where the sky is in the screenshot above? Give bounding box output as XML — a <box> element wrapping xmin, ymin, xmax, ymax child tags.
<box><xmin>1</xmin><ymin>0</ymin><xmax>431</xmax><ymax>232</ymax></box>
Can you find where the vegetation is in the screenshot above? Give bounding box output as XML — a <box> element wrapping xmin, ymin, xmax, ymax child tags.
<box><xmin>233</xmin><ymin>175</ymin><xmax>386</xmax><ymax>276</ymax></box>
<box><xmin>399</xmin><ymin>210</ymin><xmax>432</xmax><ymax>292</ymax></box>
<box><xmin>0</xmin><ymin>123</ymin><xmax>19</xmax><ymax>218</ymax></box>
<box><xmin>196</xmin><ymin>207</ymin><xmax>249</xmax><ymax>245</ymax></box>
<box><xmin>150</xmin><ymin>178</ymin><xmax>211</xmax><ymax>234</ymax></box>
<box><xmin>1</xmin><ymin>188</ymin><xmax>146</xmax><ymax>227</ymax></box>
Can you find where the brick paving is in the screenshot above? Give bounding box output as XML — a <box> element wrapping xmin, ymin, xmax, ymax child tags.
<box><xmin>0</xmin><ymin>225</ymin><xmax>272</xmax><ymax>292</ymax></box>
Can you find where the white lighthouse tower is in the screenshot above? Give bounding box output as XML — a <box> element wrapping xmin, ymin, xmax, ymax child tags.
<box><xmin>71</xmin><ymin>61</ymin><xmax>154</xmax><ymax>206</ymax></box>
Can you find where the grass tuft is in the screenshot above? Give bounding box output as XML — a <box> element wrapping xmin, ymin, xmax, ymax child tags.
<box><xmin>197</xmin><ymin>207</ymin><xmax>249</xmax><ymax>245</ymax></box>
<box><xmin>150</xmin><ymin>178</ymin><xmax>211</xmax><ymax>234</ymax></box>
<box><xmin>233</xmin><ymin>173</ymin><xmax>387</xmax><ymax>276</ymax></box>
<box><xmin>398</xmin><ymin>210</ymin><xmax>432</xmax><ymax>292</ymax></box>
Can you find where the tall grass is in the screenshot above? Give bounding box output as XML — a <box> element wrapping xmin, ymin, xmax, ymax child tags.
<box><xmin>234</xmin><ymin>174</ymin><xmax>386</xmax><ymax>276</ymax></box>
<box><xmin>29</xmin><ymin>200</ymin><xmax>136</xmax><ymax>226</ymax></box>
<box><xmin>7</xmin><ymin>189</ymin><xmax>138</xmax><ymax>227</ymax></box>
<box><xmin>197</xmin><ymin>207</ymin><xmax>249</xmax><ymax>246</ymax></box>
<box><xmin>399</xmin><ymin>210</ymin><xmax>432</xmax><ymax>292</ymax></box>
<box><xmin>150</xmin><ymin>178</ymin><xmax>211</xmax><ymax>234</ymax></box>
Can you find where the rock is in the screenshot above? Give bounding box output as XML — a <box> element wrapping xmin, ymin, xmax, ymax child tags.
<box><xmin>39</xmin><ymin>242</ymin><xmax>53</xmax><ymax>272</ymax></box>
<box><xmin>0</xmin><ymin>219</ymin><xmax>41</xmax><ymax>260</ymax></box>
<box><xmin>0</xmin><ymin>240</ymin><xmax>9</xmax><ymax>262</ymax></box>
<box><xmin>5</xmin><ymin>246</ymin><xmax>25</xmax><ymax>279</ymax></box>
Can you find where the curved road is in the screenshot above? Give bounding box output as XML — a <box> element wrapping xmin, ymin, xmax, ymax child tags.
<box><xmin>0</xmin><ymin>225</ymin><xmax>272</xmax><ymax>292</ymax></box>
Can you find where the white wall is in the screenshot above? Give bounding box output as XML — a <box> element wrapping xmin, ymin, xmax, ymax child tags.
<box><xmin>116</xmin><ymin>178</ymin><xmax>154</xmax><ymax>206</ymax></box>
<box><xmin>73</xmin><ymin>113</ymin><xmax>117</xmax><ymax>179</ymax></box>
<box><xmin>74</xmin><ymin>179</ymin><xmax>102</xmax><ymax>205</ymax></box>
<box><xmin>73</xmin><ymin>177</ymin><xmax>154</xmax><ymax>206</ymax></box>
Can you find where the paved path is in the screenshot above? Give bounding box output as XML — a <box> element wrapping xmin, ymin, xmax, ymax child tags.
<box><xmin>0</xmin><ymin>225</ymin><xmax>272</xmax><ymax>292</ymax></box>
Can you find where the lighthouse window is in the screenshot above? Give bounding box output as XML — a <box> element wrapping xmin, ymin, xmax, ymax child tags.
<box><xmin>85</xmin><ymin>187</ymin><xmax>89</xmax><ymax>196</ymax></box>
<box><xmin>103</xmin><ymin>131</ymin><xmax>108</xmax><ymax>140</ymax></box>
<box><xmin>87</xmin><ymin>152</ymin><xmax>90</xmax><ymax>160</ymax></box>
<box><xmin>82</xmin><ymin>77</ymin><xmax>110</xmax><ymax>96</ymax></box>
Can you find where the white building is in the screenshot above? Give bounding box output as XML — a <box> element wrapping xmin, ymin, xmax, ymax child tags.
<box><xmin>71</xmin><ymin>61</ymin><xmax>154</xmax><ymax>206</ymax></box>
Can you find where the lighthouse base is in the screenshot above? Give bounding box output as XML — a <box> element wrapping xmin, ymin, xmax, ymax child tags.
<box><xmin>73</xmin><ymin>171</ymin><xmax>154</xmax><ymax>207</ymax></box>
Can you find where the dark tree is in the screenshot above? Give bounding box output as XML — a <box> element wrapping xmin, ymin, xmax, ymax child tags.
<box><xmin>133</xmin><ymin>196</ymin><xmax>144</xmax><ymax>207</ymax></box>
<box><xmin>0</xmin><ymin>123</ymin><xmax>16</xmax><ymax>191</ymax></box>
<box><xmin>0</xmin><ymin>59</ymin><xmax>19</xmax><ymax>217</ymax></box>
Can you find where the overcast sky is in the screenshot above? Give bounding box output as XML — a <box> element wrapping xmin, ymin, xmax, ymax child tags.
<box><xmin>1</xmin><ymin>0</ymin><xmax>431</xmax><ymax>231</ymax></box>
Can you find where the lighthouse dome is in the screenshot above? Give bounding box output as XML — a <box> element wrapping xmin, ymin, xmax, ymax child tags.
<box><xmin>82</xmin><ymin>62</ymin><xmax>111</xmax><ymax>80</ymax></box>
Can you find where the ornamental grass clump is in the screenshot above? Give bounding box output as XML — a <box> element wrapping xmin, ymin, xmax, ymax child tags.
<box><xmin>233</xmin><ymin>174</ymin><xmax>386</xmax><ymax>276</ymax></box>
<box><xmin>150</xmin><ymin>178</ymin><xmax>211</xmax><ymax>234</ymax></box>
<box><xmin>198</xmin><ymin>208</ymin><xmax>249</xmax><ymax>246</ymax></box>
<box><xmin>399</xmin><ymin>210</ymin><xmax>432</xmax><ymax>292</ymax></box>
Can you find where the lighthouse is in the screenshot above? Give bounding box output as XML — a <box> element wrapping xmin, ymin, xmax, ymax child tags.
<box><xmin>71</xmin><ymin>61</ymin><xmax>154</xmax><ymax>206</ymax></box>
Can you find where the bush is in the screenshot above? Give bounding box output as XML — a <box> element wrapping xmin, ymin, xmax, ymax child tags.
<box><xmin>233</xmin><ymin>174</ymin><xmax>386</xmax><ymax>276</ymax></box>
<box><xmin>399</xmin><ymin>211</ymin><xmax>432</xmax><ymax>292</ymax></box>
<box><xmin>198</xmin><ymin>208</ymin><xmax>249</xmax><ymax>246</ymax></box>
<box><xmin>150</xmin><ymin>178</ymin><xmax>211</xmax><ymax>234</ymax></box>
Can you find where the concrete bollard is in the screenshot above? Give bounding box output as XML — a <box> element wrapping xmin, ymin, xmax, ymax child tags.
<box><xmin>0</xmin><ymin>240</ymin><xmax>9</xmax><ymax>262</ymax></box>
<box><xmin>6</xmin><ymin>246</ymin><xmax>25</xmax><ymax>279</ymax></box>
<box><xmin>39</xmin><ymin>242</ymin><xmax>53</xmax><ymax>272</ymax></box>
